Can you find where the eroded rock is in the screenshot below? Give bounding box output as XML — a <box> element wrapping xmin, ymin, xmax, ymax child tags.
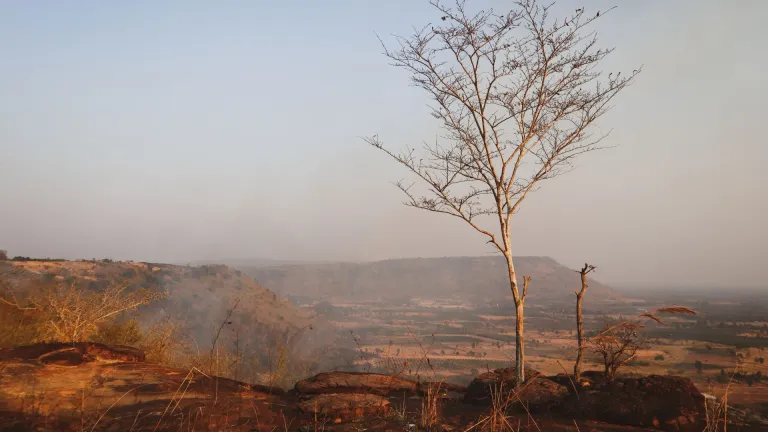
<box><xmin>0</xmin><ymin>342</ymin><xmax>145</xmax><ymax>364</ymax></box>
<box><xmin>464</xmin><ymin>366</ymin><xmax>542</xmax><ymax>403</ymax></box>
<box><xmin>294</xmin><ymin>371</ymin><xmax>418</xmax><ymax>396</ymax></box>
<box><xmin>298</xmin><ymin>393</ymin><xmax>390</xmax><ymax>421</ymax></box>
<box><xmin>566</xmin><ymin>374</ymin><xmax>706</xmax><ymax>431</ymax></box>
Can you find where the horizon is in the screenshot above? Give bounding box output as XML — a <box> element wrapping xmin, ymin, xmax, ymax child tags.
<box><xmin>1</xmin><ymin>0</ymin><xmax>766</xmax><ymax>290</ymax></box>
<box><xmin>4</xmin><ymin>252</ymin><xmax>765</xmax><ymax>292</ymax></box>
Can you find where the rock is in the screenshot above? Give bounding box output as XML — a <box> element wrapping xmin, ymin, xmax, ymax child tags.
<box><xmin>0</xmin><ymin>342</ymin><xmax>145</xmax><ymax>364</ymax></box>
<box><xmin>567</xmin><ymin>374</ymin><xmax>706</xmax><ymax>431</ymax></box>
<box><xmin>39</xmin><ymin>348</ymin><xmax>87</xmax><ymax>366</ymax></box>
<box><xmin>418</xmin><ymin>381</ymin><xmax>467</xmax><ymax>402</ymax></box>
<box><xmin>515</xmin><ymin>377</ymin><xmax>569</xmax><ymax>409</ymax></box>
<box><xmin>298</xmin><ymin>393</ymin><xmax>390</xmax><ymax>421</ymax></box>
<box><xmin>464</xmin><ymin>366</ymin><xmax>542</xmax><ymax>403</ymax></box>
<box><xmin>294</xmin><ymin>372</ymin><xmax>418</xmax><ymax>396</ymax></box>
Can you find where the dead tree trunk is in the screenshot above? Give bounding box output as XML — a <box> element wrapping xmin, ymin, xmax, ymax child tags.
<box><xmin>574</xmin><ymin>263</ymin><xmax>595</xmax><ymax>381</ymax></box>
<box><xmin>512</xmin><ymin>275</ymin><xmax>531</xmax><ymax>386</ymax></box>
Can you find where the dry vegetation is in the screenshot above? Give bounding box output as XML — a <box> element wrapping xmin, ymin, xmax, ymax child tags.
<box><xmin>0</xmin><ymin>0</ymin><xmax>766</xmax><ymax>430</ymax></box>
<box><xmin>0</xmin><ymin>259</ymin><xmax>338</xmax><ymax>390</ymax></box>
<box><xmin>1</xmin><ymin>257</ymin><xmax>766</xmax><ymax>429</ymax></box>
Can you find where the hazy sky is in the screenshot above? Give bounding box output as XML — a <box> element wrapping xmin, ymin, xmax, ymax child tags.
<box><xmin>1</xmin><ymin>1</ymin><xmax>766</xmax><ymax>288</ymax></box>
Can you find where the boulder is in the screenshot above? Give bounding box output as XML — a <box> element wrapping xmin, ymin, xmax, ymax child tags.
<box><xmin>464</xmin><ymin>367</ymin><xmax>542</xmax><ymax>403</ymax></box>
<box><xmin>298</xmin><ymin>393</ymin><xmax>390</xmax><ymax>421</ymax></box>
<box><xmin>514</xmin><ymin>377</ymin><xmax>569</xmax><ymax>409</ymax></box>
<box><xmin>294</xmin><ymin>372</ymin><xmax>418</xmax><ymax>396</ymax></box>
<box><xmin>567</xmin><ymin>374</ymin><xmax>706</xmax><ymax>431</ymax></box>
<box><xmin>0</xmin><ymin>342</ymin><xmax>145</xmax><ymax>364</ymax></box>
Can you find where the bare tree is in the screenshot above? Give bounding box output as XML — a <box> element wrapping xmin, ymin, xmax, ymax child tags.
<box><xmin>589</xmin><ymin>306</ymin><xmax>697</xmax><ymax>380</ymax></box>
<box><xmin>1</xmin><ymin>280</ymin><xmax>165</xmax><ymax>342</ymax></box>
<box><xmin>590</xmin><ymin>318</ymin><xmax>645</xmax><ymax>380</ymax></box>
<box><xmin>573</xmin><ymin>262</ymin><xmax>595</xmax><ymax>381</ymax></box>
<box><xmin>365</xmin><ymin>0</ymin><xmax>639</xmax><ymax>384</ymax></box>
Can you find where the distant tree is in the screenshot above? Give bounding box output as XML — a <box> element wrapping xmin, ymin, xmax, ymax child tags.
<box><xmin>0</xmin><ymin>250</ymin><xmax>7</xmax><ymax>261</ymax></box>
<box><xmin>365</xmin><ymin>0</ymin><xmax>639</xmax><ymax>387</ymax></box>
<box><xmin>574</xmin><ymin>263</ymin><xmax>596</xmax><ymax>381</ymax></box>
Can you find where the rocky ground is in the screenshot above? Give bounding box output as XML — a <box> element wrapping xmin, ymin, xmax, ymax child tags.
<box><xmin>0</xmin><ymin>343</ymin><xmax>763</xmax><ymax>431</ymax></box>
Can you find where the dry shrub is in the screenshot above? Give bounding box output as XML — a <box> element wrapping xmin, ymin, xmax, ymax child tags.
<box><xmin>1</xmin><ymin>279</ymin><xmax>165</xmax><ymax>342</ymax></box>
<box><xmin>587</xmin><ymin>306</ymin><xmax>698</xmax><ymax>380</ymax></box>
<box><xmin>589</xmin><ymin>319</ymin><xmax>646</xmax><ymax>380</ymax></box>
<box><xmin>420</xmin><ymin>381</ymin><xmax>444</xmax><ymax>430</ymax></box>
<box><xmin>92</xmin><ymin>318</ymin><xmax>143</xmax><ymax>347</ymax></box>
<box><xmin>0</xmin><ymin>279</ymin><xmax>41</xmax><ymax>347</ymax></box>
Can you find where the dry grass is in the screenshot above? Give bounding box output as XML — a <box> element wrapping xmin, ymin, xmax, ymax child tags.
<box><xmin>704</xmin><ymin>369</ymin><xmax>737</xmax><ymax>432</ymax></box>
<box><xmin>420</xmin><ymin>380</ymin><xmax>444</xmax><ymax>430</ymax></box>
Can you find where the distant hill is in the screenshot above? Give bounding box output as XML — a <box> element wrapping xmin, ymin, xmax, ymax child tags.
<box><xmin>0</xmin><ymin>260</ymin><xmax>338</xmax><ymax>357</ymax></box>
<box><xmin>185</xmin><ymin>258</ymin><xmax>339</xmax><ymax>268</ymax></box>
<box><xmin>240</xmin><ymin>256</ymin><xmax>624</xmax><ymax>306</ymax></box>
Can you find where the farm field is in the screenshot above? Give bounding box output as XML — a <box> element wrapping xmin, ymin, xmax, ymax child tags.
<box><xmin>300</xmin><ymin>294</ymin><xmax>768</xmax><ymax>417</ymax></box>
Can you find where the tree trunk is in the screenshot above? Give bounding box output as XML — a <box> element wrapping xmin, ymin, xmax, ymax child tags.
<box><xmin>505</xmin><ymin>255</ymin><xmax>525</xmax><ymax>387</ymax></box>
<box><xmin>574</xmin><ymin>264</ymin><xmax>593</xmax><ymax>382</ymax></box>
<box><xmin>574</xmin><ymin>290</ymin><xmax>585</xmax><ymax>380</ymax></box>
<box><xmin>515</xmin><ymin>301</ymin><xmax>525</xmax><ymax>385</ymax></box>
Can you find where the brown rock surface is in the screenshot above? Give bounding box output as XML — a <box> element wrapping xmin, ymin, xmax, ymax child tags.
<box><xmin>0</xmin><ymin>343</ymin><xmax>742</xmax><ymax>431</ymax></box>
<box><xmin>298</xmin><ymin>393</ymin><xmax>391</xmax><ymax>420</ymax></box>
<box><xmin>464</xmin><ymin>366</ymin><xmax>542</xmax><ymax>403</ymax></box>
<box><xmin>294</xmin><ymin>371</ymin><xmax>419</xmax><ymax>396</ymax></box>
<box><xmin>566</xmin><ymin>374</ymin><xmax>707</xmax><ymax>431</ymax></box>
<box><xmin>0</xmin><ymin>345</ymin><xmax>284</xmax><ymax>431</ymax></box>
<box><xmin>0</xmin><ymin>342</ymin><xmax>146</xmax><ymax>363</ymax></box>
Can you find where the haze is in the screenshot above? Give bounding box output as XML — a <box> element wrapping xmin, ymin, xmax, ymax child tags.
<box><xmin>1</xmin><ymin>1</ymin><xmax>766</xmax><ymax>289</ymax></box>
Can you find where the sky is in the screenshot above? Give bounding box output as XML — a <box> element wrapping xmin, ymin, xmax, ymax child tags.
<box><xmin>1</xmin><ymin>0</ymin><xmax>766</xmax><ymax>289</ymax></box>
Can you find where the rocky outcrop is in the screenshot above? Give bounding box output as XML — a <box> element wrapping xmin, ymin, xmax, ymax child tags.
<box><xmin>294</xmin><ymin>371</ymin><xmax>419</xmax><ymax>397</ymax></box>
<box><xmin>464</xmin><ymin>367</ymin><xmax>568</xmax><ymax>411</ymax></box>
<box><xmin>464</xmin><ymin>366</ymin><xmax>542</xmax><ymax>403</ymax></box>
<box><xmin>0</xmin><ymin>342</ymin><xmax>145</xmax><ymax>364</ymax></box>
<box><xmin>293</xmin><ymin>372</ymin><xmax>418</xmax><ymax>422</ymax></box>
<box><xmin>515</xmin><ymin>377</ymin><xmax>569</xmax><ymax>409</ymax></box>
<box><xmin>0</xmin><ymin>343</ymin><xmax>720</xmax><ymax>431</ymax></box>
<box><xmin>565</xmin><ymin>374</ymin><xmax>706</xmax><ymax>431</ymax></box>
<box><xmin>298</xmin><ymin>393</ymin><xmax>391</xmax><ymax>420</ymax></box>
<box><xmin>0</xmin><ymin>343</ymin><xmax>286</xmax><ymax>431</ymax></box>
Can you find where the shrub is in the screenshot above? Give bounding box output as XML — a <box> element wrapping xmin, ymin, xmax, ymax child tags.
<box><xmin>0</xmin><ymin>279</ymin><xmax>165</xmax><ymax>342</ymax></box>
<box><xmin>654</xmin><ymin>354</ymin><xmax>665</xmax><ymax>361</ymax></box>
<box><xmin>139</xmin><ymin>315</ymin><xmax>190</xmax><ymax>365</ymax></box>
<box><xmin>93</xmin><ymin>319</ymin><xmax>143</xmax><ymax>347</ymax></box>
